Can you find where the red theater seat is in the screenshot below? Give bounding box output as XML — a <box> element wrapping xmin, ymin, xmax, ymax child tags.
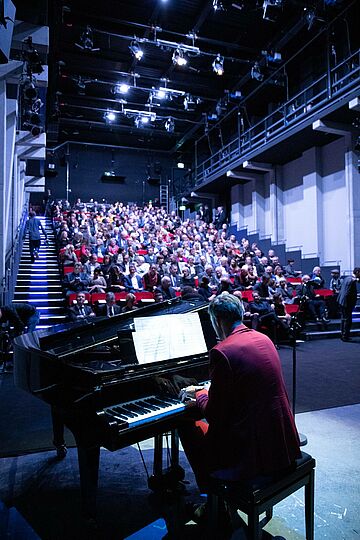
<box><xmin>285</xmin><ymin>304</ymin><xmax>300</xmax><ymax>315</ymax></box>
<box><xmin>287</xmin><ymin>277</ymin><xmax>302</xmax><ymax>284</ymax></box>
<box><xmin>63</xmin><ymin>266</ymin><xmax>74</xmax><ymax>274</ymax></box>
<box><xmin>68</xmin><ymin>292</ymin><xmax>91</xmax><ymax>305</ymax></box>
<box><xmin>316</xmin><ymin>289</ymin><xmax>334</xmax><ymax>298</ymax></box>
<box><xmin>241</xmin><ymin>290</ymin><xmax>254</xmax><ymax>302</ymax></box>
<box><xmin>135</xmin><ymin>291</ymin><xmax>155</xmax><ymax>303</ymax></box>
<box><xmin>91</xmin><ymin>293</ymin><xmax>107</xmax><ymax>304</ymax></box>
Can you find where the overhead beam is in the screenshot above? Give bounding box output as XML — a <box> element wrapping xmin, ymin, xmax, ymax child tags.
<box><xmin>349</xmin><ymin>97</ymin><xmax>360</xmax><ymax>112</ymax></box>
<box><xmin>242</xmin><ymin>160</ymin><xmax>273</xmax><ymax>172</ymax></box>
<box><xmin>312</xmin><ymin>119</ymin><xmax>352</xmax><ymax>137</ymax></box>
<box><xmin>226</xmin><ymin>170</ymin><xmax>257</xmax><ymax>182</ymax></box>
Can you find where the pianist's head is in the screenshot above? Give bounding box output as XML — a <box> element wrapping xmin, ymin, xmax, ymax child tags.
<box><xmin>208</xmin><ymin>292</ymin><xmax>245</xmax><ymax>341</ymax></box>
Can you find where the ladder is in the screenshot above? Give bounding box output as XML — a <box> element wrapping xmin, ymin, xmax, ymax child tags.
<box><xmin>160</xmin><ymin>184</ymin><xmax>169</xmax><ymax>212</ymax></box>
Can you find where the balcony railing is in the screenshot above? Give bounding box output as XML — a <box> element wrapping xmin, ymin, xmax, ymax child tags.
<box><xmin>195</xmin><ymin>49</ymin><xmax>360</xmax><ymax>186</ymax></box>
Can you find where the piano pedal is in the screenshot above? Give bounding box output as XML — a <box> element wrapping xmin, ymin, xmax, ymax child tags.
<box><xmin>148</xmin><ymin>465</ymin><xmax>185</xmax><ymax>493</ymax></box>
<box><xmin>55</xmin><ymin>444</ymin><xmax>67</xmax><ymax>460</ymax></box>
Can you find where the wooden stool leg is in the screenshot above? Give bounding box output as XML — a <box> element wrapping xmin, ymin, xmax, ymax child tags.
<box><xmin>305</xmin><ymin>469</ymin><xmax>315</xmax><ymax>540</ymax></box>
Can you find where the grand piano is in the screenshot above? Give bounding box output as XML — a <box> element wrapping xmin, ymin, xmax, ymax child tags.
<box><xmin>13</xmin><ymin>297</ymin><xmax>217</xmax><ymax>517</ymax></box>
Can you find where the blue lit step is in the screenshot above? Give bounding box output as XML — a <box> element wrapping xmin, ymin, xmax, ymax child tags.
<box><xmin>16</xmin><ymin>280</ymin><xmax>60</xmax><ymax>284</ymax></box>
<box><xmin>12</xmin><ymin>298</ymin><xmax>64</xmax><ymax>303</ymax></box>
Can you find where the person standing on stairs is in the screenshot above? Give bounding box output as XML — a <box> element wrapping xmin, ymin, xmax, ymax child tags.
<box><xmin>0</xmin><ymin>303</ymin><xmax>40</xmax><ymax>336</ymax></box>
<box><xmin>25</xmin><ymin>210</ymin><xmax>48</xmax><ymax>263</ymax></box>
<box><xmin>337</xmin><ymin>267</ymin><xmax>360</xmax><ymax>342</ymax></box>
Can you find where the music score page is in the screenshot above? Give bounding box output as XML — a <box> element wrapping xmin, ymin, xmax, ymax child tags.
<box><xmin>133</xmin><ymin>313</ymin><xmax>207</xmax><ymax>364</ymax></box>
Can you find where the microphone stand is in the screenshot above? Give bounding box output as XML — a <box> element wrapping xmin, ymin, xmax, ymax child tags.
<box><xmin>289</xmin><ymin>317</ymin><xmax>308</xmax><ymax>446</ymax></box>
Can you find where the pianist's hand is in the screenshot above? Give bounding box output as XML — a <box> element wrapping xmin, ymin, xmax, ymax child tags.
<box><xmin>182</xmin><ymin>385</ymin><xmax>206</xmax><ymax>399</ymax></box>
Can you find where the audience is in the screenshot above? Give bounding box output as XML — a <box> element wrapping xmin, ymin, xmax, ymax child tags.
<box><xmin>52</xmin><ymin>198</ymin><xmax>337</xmax><ymax>340</ymax></box>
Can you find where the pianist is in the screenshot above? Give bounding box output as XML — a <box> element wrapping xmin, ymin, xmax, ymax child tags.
<box><xmin>179</xmin><ymin>292</ymin><xmax>300</xmax><ymax>502</ymax></box>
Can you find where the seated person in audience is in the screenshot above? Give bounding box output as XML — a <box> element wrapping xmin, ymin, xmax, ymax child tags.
<box><xmin>144</xmin><ymin>246</ymin><xmax>157</xmax><ymax>265</ymax></box>
<box><xmin>268</xmin><ymin>277</ymin><xmax>278</xmax><ymax>297</ymax></box>
<box><xmin>88</xmin><ymin>268</ymin><xmax>107</xmax><ymax>294</ymax></box>
<box><xmin>255</xmin><ymin>255</ymin><xmax>268</xmax><ymax>277</ymax></box>
<box><xmin>310</xmin><ymin>266</ymin><xmax>325</xmax><ymax>289</ymax></box>
<box><xmin>157</xmin><ymin>276</ymin><xmax>176</xmax><ymax>300</ymax></box>
<box><xmin>181</xmin><ymin>286</ymin><xmax>203</xmax><ymax>302</ymax></box>
<box><xmin>275</xmin><ymin>277</ymin><xmax>294</xmax><ymax>303</ymax></box>
<box><xmin>108</xmin><ymin>265</ymin><xmax>126</xmax><ymax>292</ymax></box>
<box><xmin>283</xmin><ymin>259</ymin><xmax>301</xmax><ymax>278</ymax></box>
<box><xmin>63</xmin><ymin>263</ymin><xmax>89</xmax><ymax>296</ymax></box>
<box><xmin>272</xmin><ymin>292</ymin><xmax>291</xmax><ymax>328</ymax></box>
<box><xmin>181</xmin><ymin>266</ymin><xmax>196</xmax><ymax>289</ymax></box>
<box><xmin>62</xmin><ymin>244</ymin><xmax>78</xmax><ymax>267</ymax></box>
<box><xmin>216</xmin><ymin>276</ymin><xmax>234</xmax><ymax>295</ymax></box>
<box><xmin>154</xmin><ymin>288</ymin><xmax>164</xmax><ymax>303</ymax></box>
<box><xmin>296</xmin><ymin>275</ymin><xmax>329</xmax><ymax>324</ymax></box>
<box><xmin>232</xmin><ymin>289</ymin><xmax>252</xmax><ymax>328</ymax></box>
<box><xmin>156</xmin><ymin>254</ymin><xmax>168</xmax><ymax>278</ymax></box>
<box><xmin>248</xmin><ymin>291</ymin><xmax>286</xmax><ymax>340</ymax></box>
<box><xmin>107</xmin><ymin>237</ymin><xmax>119</xmax><ymax>256</ymax></box>
<box><xmin>97</xmin><ymin>292</ymin><xmax>122</xmax><ymax>317</ymax></box>
<box><xmin>234</xmin><ymin>266</ymin><xmax>254</xmax><ymax>290</ymax></box>
<box><xmin>143</xmin><ymin>264</ymin><xmax>161</xmax><ymax>291</ymax></box>
<box><xmin>92</xmin><ymin>238</ymin><xmax>106</xmax><ymax>259</ymax></box>
<box><xmin>178</xmin><ymin>293</ymin><xmax>300</xmax><ymax>499</ymax></box>
<box><xmin>274</xmin><ymin>265</ymin><xmax>285</xmax><ymax>284</ymax></box>
<box><xmin>169</xmin><ymin>263</ymin><xmax>182</xmax><ymax>290</ymax></box>
<box><xmin>123</xmin><ymin>264</ymin><xmax>144</xmax><ymax>292</ymax></box>
<box><xmin>135</xmin><ymin>255</ymin><xmax>150</xmax><ymax>278</ymax></box>
<box><xmin>253</xmin><ymin>272</ymin><xmax>272</xmax><ymax>300</ymax></box>
<box><xmin>83</xmin><ymin>253</ymin><xmax>101</xmax><ymax>278</ymax></box>
<box><xmin>68</xmin><ymin>292</ymin><xmax>95</xmax><ymax>322</ymax></box>
<box><xmin>329</xmin><ymin>269</ymin><xmax>341</xmax><ymax>293</ymax></box>
<box><xmin>195</xmin><ymin>255</ymin><xmax>207</xmax><ymax>279</ymax></box>
<box><xmin>121</xmin><ymin>293</ymin><xmax>138</xmax><ymax>313</ymax></box>
<box><xmin>197</xmin><ymin>276</ymin><xmax>216</xmax><ymax>302</ymax></box>
<box><xmin>100</xmin><ymin>254</ymin><xmax>113</xmax><ymax>285</ymax></box>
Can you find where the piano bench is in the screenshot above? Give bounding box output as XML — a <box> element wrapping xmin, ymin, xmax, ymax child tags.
<box><xmin>206</xmin><ymin>451</ymin><xmax>315</xmax><ymax>540</ymax></box>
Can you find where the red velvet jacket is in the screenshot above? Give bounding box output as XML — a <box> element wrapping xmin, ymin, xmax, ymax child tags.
<box><xmin>195</xmin><ymin>325</ymin><xmax>300</xmax><ymax>479</ymax></box>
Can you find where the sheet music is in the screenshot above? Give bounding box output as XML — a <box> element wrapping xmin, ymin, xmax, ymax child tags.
<box><xmin>133</xmin><ymin>313</ymin><xmax>207</xmax><ymax>364</ymax></box>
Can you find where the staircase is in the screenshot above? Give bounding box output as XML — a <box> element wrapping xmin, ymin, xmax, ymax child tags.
<box><xmin>13</xmin><ymin>217</ymin><xmax>66</xmax><ymax>329</ymax></box>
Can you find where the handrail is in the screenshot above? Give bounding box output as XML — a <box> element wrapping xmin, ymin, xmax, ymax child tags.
<box><xmin>1</xmin><ymin>205</ymin><xmax>28</xmax><ymax>306</ymax></box>
<box><xmin>195</xmin><ymin>48</ymin><xmax>360</xmax><ymax>186</ymax></box>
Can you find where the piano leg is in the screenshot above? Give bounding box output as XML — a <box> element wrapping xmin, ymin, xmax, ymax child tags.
<box><xmin>77</xmin><ymin>444</ymin><xmax>100</xmax><ymax>519</ymax></box>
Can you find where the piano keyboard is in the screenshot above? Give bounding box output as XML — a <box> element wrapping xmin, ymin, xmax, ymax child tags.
<box><xmin>104</xmin><ymin>395</ymin><xmax>186</xmax><ymax>428</ymax></box>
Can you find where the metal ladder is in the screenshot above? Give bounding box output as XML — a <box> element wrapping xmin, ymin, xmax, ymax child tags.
<box><xmin>160</xmin><ymin>184</ymin><xmax>169</xmax><ymax>212</ymax></box>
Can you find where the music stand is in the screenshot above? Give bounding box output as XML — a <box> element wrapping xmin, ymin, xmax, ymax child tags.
<box><xmin>289</xmin><ymin>318</ymin><xmax>307</xmax><ymax>446</ymax></box>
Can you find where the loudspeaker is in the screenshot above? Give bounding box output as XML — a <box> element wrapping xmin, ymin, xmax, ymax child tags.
<box><xmin>101</xmin><ymin>174</ymin><xmax>126</xmax><ymax>183</ymax></box>
<box><xmin>26</xmin><ymin>159</ymin><xmax>45</xmax><ymax>177</ymax></box>
<box><xmin>147</xmin><ymin>177</ymin><xmax>160</xmax><ymax>185</ymax></box>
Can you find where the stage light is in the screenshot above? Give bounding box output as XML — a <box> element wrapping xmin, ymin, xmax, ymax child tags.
<box><xmin>212</xmin><ymin>54</ymin><xmax>224</xmax><ymax>75</ymax></box>
<box><xmin>184</xmin><ymin>94</ymin><xmax>196</xmax><ymax>111</ymax></box>
<box><xmin>213</xmin><ymin>0</ymin><xmax>225</xmax><ymax>11</ymax></box>
<box><xmin>156</xmin><ymin>89</ymin><xmax>167</xmax><ymax>99</ymax></box>
<box><xmin>113</xmin><ymin>83</ymin><xmax>130</xmax><ymax>94</ymax></box>
<box><xmin>104</xmin><ymin>110</ymin><xmax>116</xmax><ymax>122</ymax></box>
<box><xmin>165</xmin><ymin>117</ymin><xmax>175</xmax><ymax>133</ymax></box>
<box><xmin>172</xmin><ymin>48</ymin><xmax>187</xmax><ymax>66</ymax></box>
<box><xmin>75</xmin><ymin>26</ymin><xmax>100</xmax><ymax>52</ymax></box>
<box><xmin>23</xmin><ymin>80</ymin><xmax>38</xmax><ymax>100</ymax></box>
<box><xmin>129</xmin><ymin>40</ymin><xmax>143</xmax><ymax>60</ymax></box>
<box><xmin>251</xmin><ymin>62</ymin><xmax>264</xmax><ymax>81</ymax></box>
<box><xmin>177</xmin><ymin>162</ymin><xmax>185</xmax><ymax>169</ymax></box>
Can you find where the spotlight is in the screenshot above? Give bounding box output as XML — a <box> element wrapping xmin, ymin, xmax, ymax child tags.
<box><xmin>177</xmin><ymin>162</ymin><xmax>185</xmax><ymax>169</ymax></box>
<box><xmin>184</xmin><ymin>94</ymin><xmax>196</xmax><ymax>111</ymax></box>
<box><xmin>22</xmin><ymin>37</ymin><xmax>43</xmax><ymax>74</ymax></box>
<box><xmin>104</xmin><ymin>110</ymin><xmax>117</xmax><ymax>122</ymax></box>
<box><xmin>172</xmin><ymin>48</ymin><xmax>187</xmax><ymax>66</ymax></box>
<box><xmin>75</xmin><ymin>26</ymin><xmax>100</xmax><ymax>52</ymax></box>
<box><xmin>212</xmin><ymin>54</ymin><xmax>224</xmax><ymax>75</ymax></box>
<box><xmin>129</xmin><ymin>40</ymin><xmax>144</xmax><ymax>60</ymax></box>
<box><xmin>251</xmin><ymin>62</ymin><xmax>264</xmax><ymax>81</ymax></box>
<box><xmin>23</xmin><ymin>80</ymin><xmax>38</xmax><ymax>100</ymax></box>
<box><xmin>113</xmin><ymin>83</ymin><xmax>130</xmax><ymax>94</ymax></box>
<box><xmin>24</xmin><ymin>110</ymin><xmax>41</xmax><ymax>125</ymax></box>
<box><xmin>213</xmin><ymin>0</ymin><xmax>225</xmax><ymax>10</ymax></box>
<box><xmin>155</xmin><ymin>89</ymin><xmax>167</xmax><ymax>100</ymax></box>
<box><xmin>165</xmin><ymin>117</ymin><xmax>175</xmax><ymax>133</ymax></box>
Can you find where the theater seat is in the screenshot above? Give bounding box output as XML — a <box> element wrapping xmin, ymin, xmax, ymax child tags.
<box><xmin>67</xmin><ymin>292</ymin><xmax>91</xmax><ymax>305</ymax></box>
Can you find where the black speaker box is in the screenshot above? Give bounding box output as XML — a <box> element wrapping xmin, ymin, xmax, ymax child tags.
<box><xmin>101</xmin><ymin>174</ymin><xmax>126</xmax><ymax>183</ymax></box>
<box><xmin>26</xmin><ymin>159</ymin><xmax>45</xmax><ymax>177</ymax></box>
<box><xmin>147</xmin><ymin>177</ymin><xmax>160</xmax><ymax>185</ymax></box>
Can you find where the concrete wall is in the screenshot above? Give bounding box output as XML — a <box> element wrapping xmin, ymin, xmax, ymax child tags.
<box><xmin>230</xmin><ymin>137</ymin><xmax>360</xmax><ymax>274</ymax></box>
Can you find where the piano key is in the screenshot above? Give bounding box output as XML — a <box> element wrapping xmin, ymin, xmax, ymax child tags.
<box><xmin>104</xmin><ymin>394</ymin><xmax>186</xmax><ymax>428</ymax></box>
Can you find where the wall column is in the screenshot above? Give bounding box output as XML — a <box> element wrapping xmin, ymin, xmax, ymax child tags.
<box><xmin>0</xmin><ymin>80</ymin><xmax>6</xmax><ymax>289</ymax></box>
<box><xmin>345</xmin><ymin>140</ymin><xmax>360</xmax><ymax>271</ymax></box>
<box><xmin>301</xmin><ymin>147</ymin><xmax>323</xmax><ymax>258</ymax></box>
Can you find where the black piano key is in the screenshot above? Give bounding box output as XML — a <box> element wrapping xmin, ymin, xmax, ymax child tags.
<box><xmin>134</xmin><ymin>401</ymin><xmax>152</xmax><ymax>413</ymax></box>
<box><xmin>114</xmin><ymin>406</ymin><xmax>137</xmax><ymax>418</ymax></box>
<box><xmin>141</xmin><ymin>400</ymin><xmax>160</xmax><ymax>411</ymax></box>
<box><xmin>106</xmin><ymin>409</ymin><xmax>128</xmax><ymax>421</ymax></box>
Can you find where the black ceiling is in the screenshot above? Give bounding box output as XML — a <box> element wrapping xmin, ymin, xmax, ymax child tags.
<box><xmin>14</xmin><ymin>0</ymin><xmax>358</xmax><ymax>156</ymax></box>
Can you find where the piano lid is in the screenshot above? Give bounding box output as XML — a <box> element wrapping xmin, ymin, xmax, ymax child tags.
<box><xmin>32</xmin><ymin>297</ymin><xmax>210</xmax><ymax>360</ymax></box>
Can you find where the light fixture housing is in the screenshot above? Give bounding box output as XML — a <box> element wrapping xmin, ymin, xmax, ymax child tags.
<box><xmin>212</xmin><ymin>54</ymin><xmax>224</xmax><ymax>75</ymax></box>
<box><xmin>104</xmin><ymin>110</ymin><xmax>117</xmax><ymax>122</ymax></box>
<box><xmin>165</xmin><ymin>117</ymin><xmax>175</xmax><ymax>133</ymax></box>
<box><xmin>129</xmin><ymin>40</ymin><xmax>144</xmax><ymax>60</ymax></box>
<box><xmin>251</xmin><ymin>62</ymin><xmax>264</xmax><ymax>81</ymax></box>
<box><xmin>172</xmin><ymin>48</ymin><xmax>187</xmax><ymax>66</ymax></box>
<box><xmin>113</xmin><ymin>82</ymin><xmax>130</xmax><ymax>94</ymax></box>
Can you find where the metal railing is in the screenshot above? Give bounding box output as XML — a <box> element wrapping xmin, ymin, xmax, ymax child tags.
<box><xmin>1</xmin><ymin>206</ymin><xmax>28</xmax><ymax>307</ymax></box>
<box><xmin>195</xmin><ymin>49</ymin><xmax>360</xmax><ymax>186</ymax></box>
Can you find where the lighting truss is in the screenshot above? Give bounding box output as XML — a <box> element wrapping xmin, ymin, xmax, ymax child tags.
<box><xmin>172</xmin><ymin>48</ymin><xmax>188</xmax><ymax>66</ymax></box>
<box><xmin>75</xmin><ymin>26</ymin><xmax>100</xmax><ymax>52</ymax></box>
<box><xmin>165</xmin><ymin>117</ymin><xmax>175</xmax><ymax>133</ymax></box>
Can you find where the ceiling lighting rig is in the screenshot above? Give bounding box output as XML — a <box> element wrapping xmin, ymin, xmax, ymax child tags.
<box><xmin>75</xmin><ymin>25</ymin><xmax>100</xmax><ymax>52</ymax></box>
<box><xmin>172</xmin><ymin>47</ymin><xmax>188</xmax><ymax>66</ymax></box>
<box><xmin>212</xmin><ymin>54</ymin><xmax>224</xmax><ymax>75</ymax></box>
<box><xmin>262</xmin><ymin>0</ymin><xmax>283</xmax><ymax>21</ymax></box>
<box><xmin>165</xmin><ymin>117</ymin><xmax>175</xmax><ymax>133</ymax></box>
<box><xmin>129</xmin><ymin>39</ymin><xmax>144</xmax><ymax>60</ymax></box>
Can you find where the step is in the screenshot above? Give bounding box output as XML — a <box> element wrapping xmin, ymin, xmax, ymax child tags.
<box><xmin>302</xmin><ymin>328</ymin><xmax>360</xmax><ymax>341</ymax></box>
<box><xmin>19</xmin><ymin>263</ymin><xmax>59</xmax><ymax>267</ymax></box>
<box><xmin>16</xmin><ymin>285</ymin><xmax>62</xmax><ymax>290</ymax></box>
<box><xmin>12</xmin><ymin>298</ymin><xmax>64</xmax><ymax>303</ymax></box>
<box><xmin>40</xmin><ymin>315</ymin><xmax>67</xmax><ymax>321</ymax></box>
<box><xmin>17</xmin><ymin>279</ymin><xmax>61</xmax><ymax>283</ymax></box>
<box><xmin>34</xmin><ymin>306</ymin><xmax>65</xmax><ymax>311</ymax></box>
